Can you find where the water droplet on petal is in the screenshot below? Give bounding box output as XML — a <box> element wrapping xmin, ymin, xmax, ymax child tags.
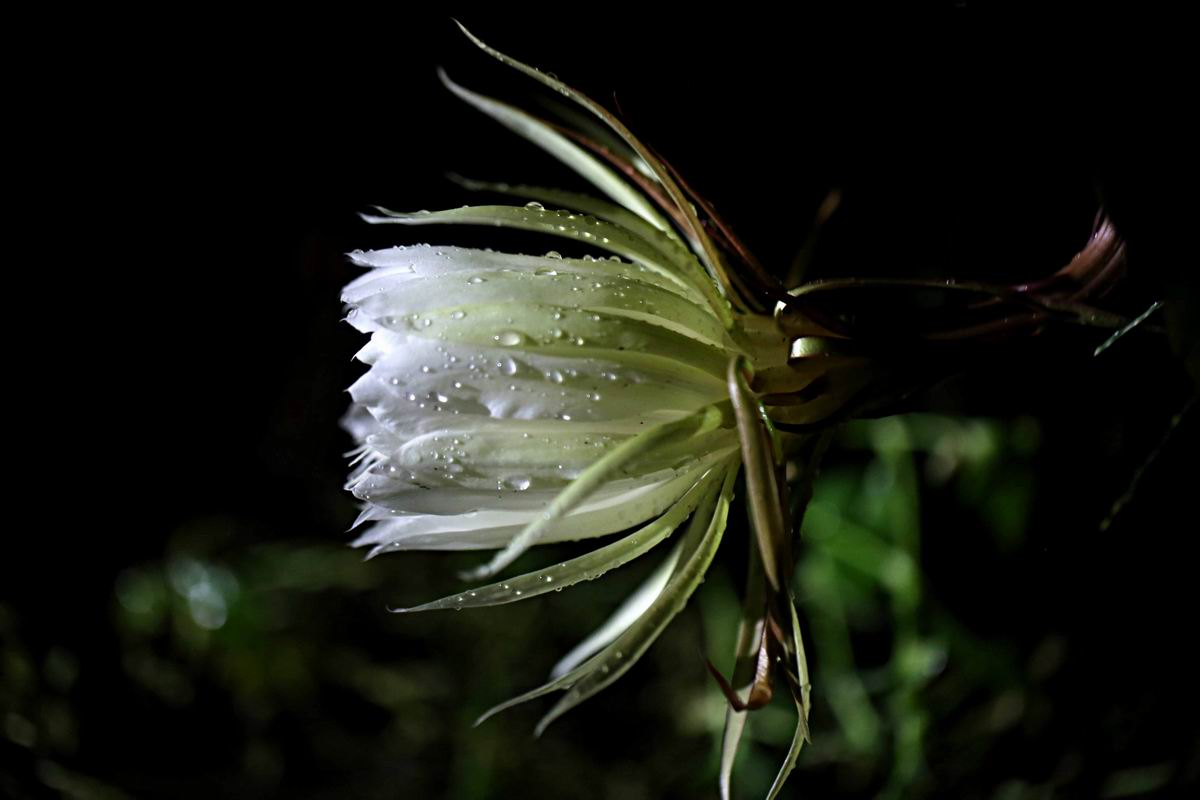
<box><xmin>495</xmin><ymin>331</ymin><xmax>524</xmax><ymax>346</ymax></box>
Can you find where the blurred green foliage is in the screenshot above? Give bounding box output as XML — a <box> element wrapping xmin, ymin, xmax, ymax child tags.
<box><xmin>2</xmin><ymin>413</ymin><xmax>1191</xmax><ymax>798</ymax></box>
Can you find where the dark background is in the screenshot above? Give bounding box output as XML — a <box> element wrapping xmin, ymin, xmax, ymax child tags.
<box><xmin>5</xmin><ymin>10</ymin><xmax>1197</xmax><ymax>799</ymax></box>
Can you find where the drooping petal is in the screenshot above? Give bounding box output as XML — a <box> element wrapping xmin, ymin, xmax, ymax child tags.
<box><xmin>345</xmin><ymin>333</ymin><xmax>727</xmax><ymax>439</ymax></box>
<box><xmin>472</xmin><ymin>462</ymin><xmax>734</xmax><ymax>728</ymax></box>
<box><xmin>351</xmin><ymin>450</ymin><xmax>733</xmax><ymax>555</ymax></box>
<box><xmin>719</xmin><ymin>544</ymin><xmax>768</xmax><ymax>800</ymax></box>
<box><xmin>547</xmin><ymin>544</ymin><xmax>679</xmax><ymax>679</ymax></box>
<box><xmin>533</xmin><ymin>462</ymin><xmax>738</xmax><ymax>734</ymax></box>
<box><xmin>345</xmin><ymin>247</ymin><xmax>731</xmax><ymax>350</ymax></box>
<box><xmin>344</xmin><ymin>243</ymin><xmax>706</xmax><ymax>311</ymax></box>
<box><xmin>460</xmin><ymin>404</ymin><xmax>730</xmax><ymax>579</ymax></box>
<box><xmin>764</xmin><ymin>599</ymin><xmax>815</xmax><ymax>800</ymax></box>
<box><xmin>353</xmin><ymin>421</ymin><xmax>736</xmax><ymax>496</ymax></box>
<box><xmin>390</xmin><ymin>465</ymin><xmax>721</xmax><ymax>613</ymax></box>
<box><xmin>362</xmin><ymin>204</ymin><xmax>725</xmax><ymax>317</ymax></box>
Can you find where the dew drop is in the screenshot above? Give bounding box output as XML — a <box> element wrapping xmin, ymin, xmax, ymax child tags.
<box><xmin>500</xmin><ymin>476</ymin><xmax>532</xmax><ymax>491</ymax></box>
<box><xmin>468</xmin><ymin>276</ymin><xmax>486</xmax><ymax>284</ymax></box>
<box><xmin>450</xmin><ymin>310</ymin><xmax>466</xmax><ymax>320</ymax></box>
<box><xmin>494</xmin><ymin>331</ymin><xmax>524</xmax><ymax>347</ymax></box>
<box><xmin>524</xmin><ymin>201</ymin><xmax>545</xmax><ymax>211</ymax></box>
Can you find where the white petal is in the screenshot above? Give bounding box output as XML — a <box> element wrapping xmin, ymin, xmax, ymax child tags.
<box><xmin>352</xmin><ymin>449</ymin><xmax>735</xmax><ymax>553</ymax></box>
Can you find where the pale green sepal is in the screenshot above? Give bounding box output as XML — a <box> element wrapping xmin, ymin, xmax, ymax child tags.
<box><xmin>549</xmin><ymin>534</ymin><xmax>684</xmax><ymax>679</ymax></box>
<box><xmin>392</xmin><ymin>469</ymin><xmax>714</xmax><ymax>613</ymax></box>
<box><xmin>728</xmin><ymin>357</ymin><xmax>788</xmax><ymax>591</ymax></box>
<box><xmin>453</xmin><ymin>21</ymin><xmax>735</xmax><ymax>317</ymax></box>
<box><xmin>534</xmin><ymin>462</ymin><xmax>738</xmax><ymax>735</ymax></box>
<box><xmin>718</xmin><ymin>546</ymin><xmax>767</xmax><ymax>800</ymax></box>
<box><xmin>765</xmin><ymin>696</ymin><xmax>809</xmax><ymax>800</ymax></box>
<box><xmin>763</xmin><ymin>598</ymin><xmax>814</xmax><ymax>800</ymax></box>
<box><xmin>461</xmin><ymin>405</ymin><xmax>729</xmax><ymax>580</ymax></box>
<box><xmin>447</xmin><ymin>175</ymin><xmax>695</xmax><ymax>292</ymax></box>
<box><xmin>439</xmin><ymin>69</ymin><xmax>674</xmax><ymax>236</ymax></box>
<box><xmin>363</xmin><ymin>204</ymin><xmax>727</xmax><ymax>319</ymax></box>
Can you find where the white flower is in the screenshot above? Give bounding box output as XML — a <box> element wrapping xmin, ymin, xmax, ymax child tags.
<box><xmin>340</xmin><ymin>23</ymin><xmax>1127</xmax><ymax>800</ymax></box>
<box><xmin>335</xmin><ymin>23</ymin><xmax>855</xmax><ymax>799</ymax></box>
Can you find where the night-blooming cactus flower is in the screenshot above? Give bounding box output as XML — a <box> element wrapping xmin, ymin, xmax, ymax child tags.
<box><xmin>342</xmin><ymin>23</ymin><xmax>1127</xmax><ymax>800</ymax></box>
